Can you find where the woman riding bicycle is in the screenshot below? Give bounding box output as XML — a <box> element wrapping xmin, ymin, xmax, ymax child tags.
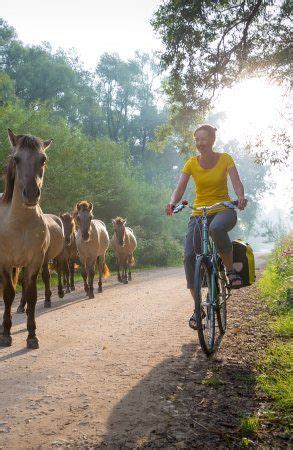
<box><xmin>165</xmin><ymin>124</ymin><xmax>246</xmax><ymax>329</ymax></box>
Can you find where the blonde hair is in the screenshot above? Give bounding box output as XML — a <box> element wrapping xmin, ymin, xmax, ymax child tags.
<box><xmin>194</xmin><ymin>124</ymin><xmax>217</xmax><ymax>140</ymax></box>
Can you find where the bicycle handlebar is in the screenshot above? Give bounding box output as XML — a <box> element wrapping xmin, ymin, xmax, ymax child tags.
<box><xmin>172</xmin><ymin>199</ymin><xmax>247</xmax><ymax>214</ymax></box>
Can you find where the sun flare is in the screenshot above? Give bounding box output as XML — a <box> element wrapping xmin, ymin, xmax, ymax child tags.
<box><xmin>215</xmin><ymin>78</ymin><xmax>290</xmax><ymax>144</ymax></box>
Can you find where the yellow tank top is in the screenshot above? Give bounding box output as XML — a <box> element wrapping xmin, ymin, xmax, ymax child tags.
<box><xmin>182</xmin><ymin>152</ymin><xmax>235</xmax><ymax>215</ymax></box>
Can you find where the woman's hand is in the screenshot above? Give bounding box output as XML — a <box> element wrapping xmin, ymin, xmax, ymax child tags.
<box><xmin>165</xmin><ymin>203</ymin><xmax>175</xmax><ymax>216</ymax></box>
<box><xmin>237</xmin><ymin>196</ymin><xmax>246</xmax><ymax>210</ymax></box>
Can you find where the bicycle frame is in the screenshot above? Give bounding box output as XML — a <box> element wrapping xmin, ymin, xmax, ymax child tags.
<box><xmin>198</xmin><ymin>208</ymin><xmax>218</xmax><ymax>337</ymax></box>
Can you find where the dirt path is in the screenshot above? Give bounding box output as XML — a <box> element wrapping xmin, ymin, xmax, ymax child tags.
<box><xmin>0</xmin><ymin>258</ymin><xmax>276</xmax><ymax>449</ymax></box>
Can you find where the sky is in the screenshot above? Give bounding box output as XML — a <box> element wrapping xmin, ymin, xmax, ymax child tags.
<box><xmin>1</xmin><ymin>0</ymin><xmax>162</xmax><ymax>70</ymax></box>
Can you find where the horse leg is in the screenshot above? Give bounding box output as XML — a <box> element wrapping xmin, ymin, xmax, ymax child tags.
<box><xmin>56</xmin><ymin>257</ymin><xmax>65</xmax><ymax>298</ymax></box>
<box><xmin>117</xmin><ymin>260</ymin><xmax>122</xmax><ymax>283</ymax></box>
<box><xmin>42</xmin><ymin>263</ymin><xmax>52</xmax><ymax>308</ymax></box>
<box><xmin>88</xmin><ymin>263</ymin><xmax>95</xmax><ymax>299</ymax></box>
<box><xmin>81</xmin><ymin>265</ymin><xmax>89</xmax><ymax>295</ymax></box>
<box><xmin>63</xmin><ymin>259</ymin><xmax>70</xmax><ymax>294</ymax></box>
<box><xmin>128</xmin><ymin>255</ymin><xmax>132</xmax><ymax>281</ymax></box>
<box><xmin>69</xmin><ymin>259</ymin><xmax>75</xmax><ymax>291</ymax></box>
<box><xmin>17</xmin><ymin>267</ymin><xmax>27</xmax><ymax>313</ymax></box>
<box><xmin>98</xmin><ymin>257</ymin><xmax>103</xmax><ymax>293</ymax></box>
<box><xmin>123</xmin><ymin>261</ymin><xmax>128</xmax><ymax>284</ymax></box>
<box><xmin>26</xmin><ymin>270</ymin><xmax>39</xmax><ymax>349</ymax></box>
<box><xmin>0</xmin><ymin>270</ymin><xmax>15</xmax><ymax>346</ymax></box>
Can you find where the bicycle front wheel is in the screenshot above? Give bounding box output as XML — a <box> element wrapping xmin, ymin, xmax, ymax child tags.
<box><xmin>216</xmin><ymin>260</ymin><xmax>228</xmax><ymax>335</ymax></box>
<box><xmin>194</xmin><ymin>255</ymin><xmax>215</xmax><ymax>356</ymax></box>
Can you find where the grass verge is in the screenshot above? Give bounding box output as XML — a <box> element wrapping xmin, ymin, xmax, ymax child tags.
<box><xmin>257</xmin><ymin>234</ymin><xmax>293</xmax><ymax>432</ymax></box>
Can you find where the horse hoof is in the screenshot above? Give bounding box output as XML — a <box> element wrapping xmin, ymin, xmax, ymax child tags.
<box><xmin>123</xmin><ymin>280</ymin><xmax>128</xmax><ymax>284</ymax></box>
<box><xmin>70</xmin><ymin>286</ymin><xmax>75</xmax><ymax>291</ymax></box>
<box><xmin>58</xmin><ymin>290</ymin><xmax>65</xmax><ymax>298</ymax></box>
<box><xmin>0</xmin><ymin>335</ymin><xmax>12</xmax><ymax>347</ymax></box>
<box><xmin>17</xmin><ymin>305</ymin><xmax>25</xmax><ymax>314</ymax></box>
<box><xmin>44</xmin><ymin>300</ymin><xmax>51</xmax><ymax>308</ymax></box>
<box><xmin>89</xmin><ymin>293</ymin><xmax>95</xmax><ymax>299</ymax></box>
<box><xmin>27</xmin><ymin>337</ymin><xmax>39</xmax><ymax>349</ymax></box>
<box><xmin>66</xmin><ymin>288</ymin><xmax>70</xmax><ymax>294</ymax></box>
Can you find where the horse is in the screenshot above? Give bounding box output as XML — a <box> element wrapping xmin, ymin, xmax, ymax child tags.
<box><xmin>73</xmin><ymin>201</ymin><xmax>109</xmax><ymax>298</ymax></box>
<box><xmin>16</xmin><ymin>214</ymin><xmax>65</xmax><ymax>312</ymax></box>
<box><xmin>0</xmin><ymin>129</ymin><xmax>52</xmax><ymax>348</ymax></box>
<box><xmin>60</xmin><ymin>212</ymin><xmax>78</xmax><ymax>293</ymax></box>
<box><xmin>111</xmin><ymin>217</ymin><xmax>137</xmax><ymax>284</ymax></box>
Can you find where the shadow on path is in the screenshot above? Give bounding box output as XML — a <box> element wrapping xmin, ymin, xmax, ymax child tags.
<box><xmin>76</xmin><ymin>342</ymin><xmax>257</xmax><ymax>449</ymax></box>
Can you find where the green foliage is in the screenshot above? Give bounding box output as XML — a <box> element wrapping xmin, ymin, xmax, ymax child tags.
<box><xmin>151</xmin><ymin>1</ymin><xmax>291</xmax><ymax>162</ymax></box>
<box><xmin>152</xmin><ymin>1</ymin><xmax>290</xmax><ymax>113</ymax></box>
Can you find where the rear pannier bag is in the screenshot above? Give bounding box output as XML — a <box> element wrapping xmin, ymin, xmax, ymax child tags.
<box><xmin>232</xmin><ymin>239</ymin><xmax>256</xmax><ymax>286</ymax></box>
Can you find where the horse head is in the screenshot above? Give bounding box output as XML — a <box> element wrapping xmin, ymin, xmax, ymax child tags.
<box><xmin>112</xmin><ymin>217</ymin><xmax>127</xmax><ymax>247</ymax></box>
<box><xmin>5</xmin><ymin>129</ymin><xmax>53</xmax><ymax>207</ymax></box>
<box><xmin>60</xmin><ymin>212</ymin><xmax>76</xmax><ymax>246</ymax></box>
<box><xmin>74</xmin><ymin>201</ymin><xmax>93</xmax><ymax>242</ymax></box>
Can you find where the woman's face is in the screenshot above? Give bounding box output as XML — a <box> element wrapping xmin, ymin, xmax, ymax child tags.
<box><xmin>194</xmin><ymin>130</ymin><xmax>214</xmax><ymax>154</ymax></box>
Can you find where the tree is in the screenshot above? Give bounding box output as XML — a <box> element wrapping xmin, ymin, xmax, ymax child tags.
<box><xmin>151</xmin><ymin>1</ymin><xmax>292</xmax><ymax>156</ymax></box>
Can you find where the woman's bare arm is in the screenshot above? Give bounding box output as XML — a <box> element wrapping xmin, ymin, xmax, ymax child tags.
<box><xmin>228</xmin><ymin>166</ymin><xmax>246</xmax><ymax>210</ymax></box>
<box><xmin>166</xmin><ymin>173</ymin><xmax>190</xmax><ymax>215</ymax></box>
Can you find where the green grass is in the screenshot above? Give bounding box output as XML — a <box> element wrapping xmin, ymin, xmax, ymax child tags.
<box><xmin>256</xmin><ymin>234</ymin><xmax>293</xmax><ymax>427</ymax></box>
<box><xmin>257</xmin><ymin>342</ymin><xmax>293</xmax><ymax>414</ymax></box>
<box><xmin>201</xmin><ymin>374</ymin><xmax>223</xmax><ymax>387</ymax></box>
<box><xmin>235</xmin><ymin>372</ymin><xmax>256</xmax><ymax>385</ymax></box>
<box><xmin>241</xmin><ymin>415</ymin><xmax>260</xmax><ymax>436</ymax></box>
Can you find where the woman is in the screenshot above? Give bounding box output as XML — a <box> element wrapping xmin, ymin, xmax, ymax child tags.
<box><xmin>166</xmin><ymin>124</ymin><xmax>246</xmax><ymax>329</ymax></box>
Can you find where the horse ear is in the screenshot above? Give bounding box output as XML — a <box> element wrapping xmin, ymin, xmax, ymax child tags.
<box><xmin>76</xmin><ymin>202</ymin><xmax>81</xmax><ymax>211</ymax></box>
<box><xmin>43</xmin><ymin>139</ymin><xmax>53</xmax><ymax>151</ymax></box>
<box><xmin>7</xmin><ymin>129</ymin><xmax>17</xmax><ymax>147</ymax></box>
<box><xmin>88</xmin><ymin>202</ymin><xmax>93</xmax><ymax>212</ymax></box>
<box><xmin>112</xmin><ymin>219</ymin><xmax>116</xmax><ymax>225</ymax></box>
<box><xmin>123</xmin><ymin>218</ymin><xmax>127</xmax><ymax>225</ymax></box>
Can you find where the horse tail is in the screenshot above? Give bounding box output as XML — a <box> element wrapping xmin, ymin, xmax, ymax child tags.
<box><xmin>103</xmin><ymin>263</ymin><xmax>110</xmax><ymax>278</ymax></box>
<box><xmin>129</xmin><ymin>255</ymin><xmax>135</xmax><ymax>266</ymax></box>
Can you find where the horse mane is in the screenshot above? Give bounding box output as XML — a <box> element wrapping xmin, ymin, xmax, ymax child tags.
<box><xmin>113</xmin><ymin>216</ymin><xmax>126</xmax><ymax>224</ymax></box>
<box><xmin>73</xmin><ymin>201</ymin><xmax>92</xmax><ymax>218</ymax></box>
<box><xmin>1</xmin><ymin>158</ymin><xmax>15</xmax><ymax>204</ymax></box>
<box><xmin>18</xmin><ymin>135</ymin><xmax>43</xmax><ymax>152</ymax></box>
<box><xmin>0</xmin><ymin>134</ymin><xmax>44</xmax><ymax>205</ymax></box>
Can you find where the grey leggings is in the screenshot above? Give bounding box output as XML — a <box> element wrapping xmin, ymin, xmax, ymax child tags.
<box><xmin>184</xmin><ymin>209</ymin><xmax>237</xmax><ymax>289</ymax></box>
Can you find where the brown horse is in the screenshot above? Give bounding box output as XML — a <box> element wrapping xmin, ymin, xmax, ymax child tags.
<box><xmin>17</xmin><ymin>214</ymin><xmax>65</xmax><ymax>312</ymax></box>
<box><xmin>111</xmin><ymin>217</ymin><xmax>137</xmax><ymax>284</ymax></box>
<box><xmin>0</xmin><ymin>129</ymin><xmax>52</xmax><ymax>348</ymax></box>
<box><xmin>74</xmin><ymin>201</ymin><xmax>110</xmax><ymax>298</ymax></box>
<box><xmin>60</xmin><ymin>212</ymin><xmax>78</xmax><ymax>293</ymax></box>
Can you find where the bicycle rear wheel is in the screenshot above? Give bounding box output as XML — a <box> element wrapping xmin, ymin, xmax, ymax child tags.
<box><xmin>216</xmin><ymin>260</ymin><xmax>228</xmax><ymax>335</ymax></box>
<box><xmin>194</xmin><ymin>255</ymin><xmax>215</xmax><ymax>356</ymax></box>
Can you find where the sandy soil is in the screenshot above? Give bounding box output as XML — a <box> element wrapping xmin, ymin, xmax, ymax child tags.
<box><xmin>0</xmin><ymin>255</ymin><xmax>286</xmax><ymax>449</ymax></box>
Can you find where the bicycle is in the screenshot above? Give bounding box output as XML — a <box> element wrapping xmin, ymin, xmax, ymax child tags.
<box><xmin>173</xmin><ymin>199</ymin><xmax>245</xmax><ymax>356</ymax></box>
